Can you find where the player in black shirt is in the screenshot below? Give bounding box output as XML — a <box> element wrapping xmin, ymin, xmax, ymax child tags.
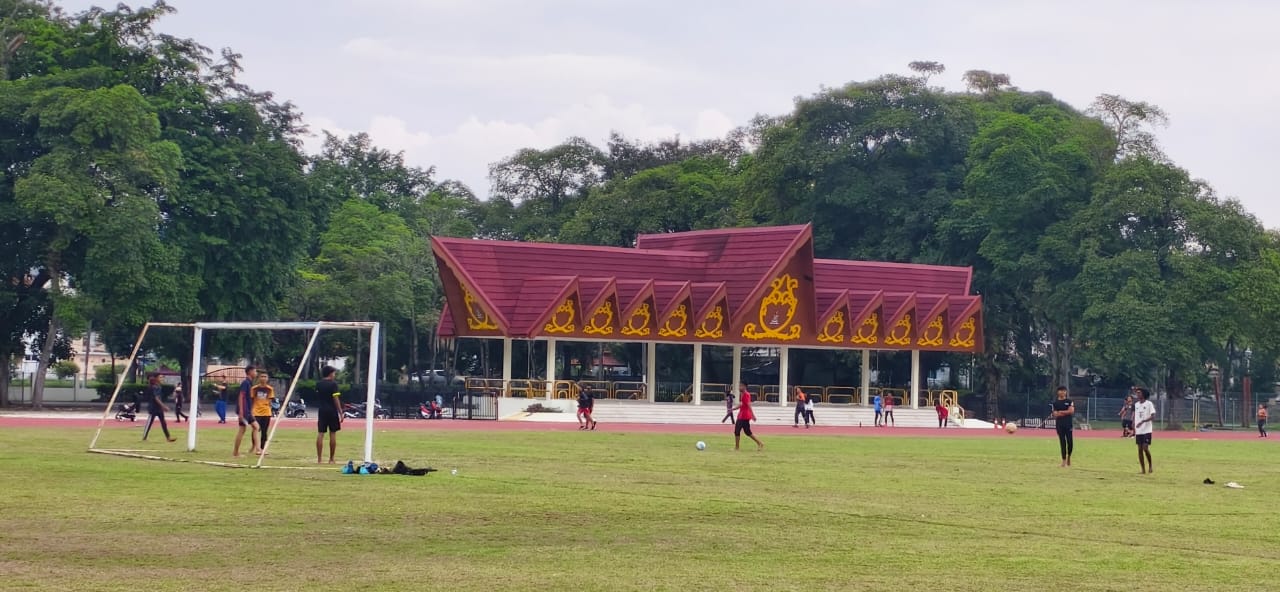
<box><xmin>1051</xmin><ymin>386</ymin><xmax>1074</xmax><ymax>467</ymax></box>
<box><xmin>315</xmin><ymin>366</ymin><xmax>343</xmax><ymax>464</ymax></box>
<box><xmin>576</xmin><ymin>383</ymin><xmax>596</xmax><ymax>430</ymax></box>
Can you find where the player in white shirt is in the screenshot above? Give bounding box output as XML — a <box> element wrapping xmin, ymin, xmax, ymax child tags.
<box><xmin>1132</xmin><ymin>387</ymin><xmax>1157</xmax><ymax>474</ymax></box>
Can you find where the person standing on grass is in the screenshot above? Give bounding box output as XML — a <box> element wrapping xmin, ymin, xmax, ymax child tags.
<box><xmin>721</xmin><ymin>385</ymin><xmax>735</xmax><ymax>424</ymax></box>
<box><xmin>1051</xmin><ymin>386</ymin><xmax>1075</xmax><ymax>468</ymax></box>
<box><xmin>873</xmin><ymin>393</ymin><xmax>883</xmax><ymax>427</ymax></box>
<box><xmin>793</xmin><ymin>387</ymin><xmax>807</xmax><ymax>428</ymax></box>
<box><xmin>1133</xmin><ymin>387</ymin><xmax>1157</xmax><ymax>474</ymax></box>
<box><xmin>732</xmin><ymin>382</ymin><xmax>764</xmax><ymax>451</ymax></box>
<box><xmin>250</xmin><ymin>371</ymin><xmax>276</xmax><ymax>453</ymax></box>
<box><xmin>882</xmin><ymin>394</ymin><xmax>895</xmax><ymax>427</ymax></box>
<box><xmin>1258</xmin><ymin>404</ymin><xmax>1268</xmax><ymax>438</ymax></box>
<box><xmin>1118</xmin><ymin>394</ymin><xmax>1135</xmax><ymax>438</ymax></box>
<box><xmin>316</xmin><ymin>366</ymin><xmax>343</xmax><ymax>463</ymax></box>
<box><xmin>172</xmin><ymin>383</ymin><xmax>188</xmax><ymax>423</ymax></box>
<box><xmin>141</xmin><ymin>374</ymin><xmax>176</xmax><ymax>443</ymax></box>
<box><xmin>233</xmin><ymin>366</ymin><xmax>260</xmax><ymax>457</ymax></box>
<box><xmin>212</xmin><ymin>382</ymin><xmax>228</xmax><ymax>424</ymax></box>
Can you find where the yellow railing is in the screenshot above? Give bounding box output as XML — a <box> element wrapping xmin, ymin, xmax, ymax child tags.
<box><xmin>825</xmin><ymin>386</ymin><xmax>859</xmax><ymax>405</ymax></box>
<box><xmin>613</xmin><ymin>381</ymin><xmax>647</xmax><ymax>400</ymax></box>
<box><xmin>787</xmin><ymin>385</ymin><xmax>824</xmax><ymax>403</ymax></box>
<box><xmin>700</xmin><ymin>383</ymin><xmax>732</xmax><ymax>402</ymax></box>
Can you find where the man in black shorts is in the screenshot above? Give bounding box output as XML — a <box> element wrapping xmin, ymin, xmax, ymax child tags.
<box><xmin>576</xmin><ymin>383</ymin><xmax>596</xmax><ymax>430</ymax></box>
<box><xmin>1050</xmin><ymin>386</ymin><xmax>1074</xmax><ymax>468</ymax></box>
<box><xmin>731</xmin><ymin>383</ymin><xmax>764</xmax><ymax>451</ymax></box>
<box><xmin>316</xmin><ymin>366</ymin><xmax>343</xmax><ymax>464</ymax></box>
<box><xmin>1133</xmin><ymin>387</ymin><xmax>1156</xmax><ymax>474</ymax></box>
<box><xmin>233</xmin><ymin>365</ymin><xmax>259</xmax><ymax>457</ymax></box>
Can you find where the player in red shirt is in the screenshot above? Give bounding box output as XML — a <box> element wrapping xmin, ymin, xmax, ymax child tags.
<box><xmin>731</xmin><ymin>383</ymin><xmax>764</xmax><ymax>451</ymax></box>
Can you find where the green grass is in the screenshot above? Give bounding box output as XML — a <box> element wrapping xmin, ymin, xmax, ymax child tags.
<box><xmin>2</xmin><ymin>425</ymin><xmax>1279</xmax><ymax>591</ymax></box>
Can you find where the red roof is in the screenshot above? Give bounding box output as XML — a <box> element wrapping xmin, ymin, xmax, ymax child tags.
<box><xmin>432</xmin><ymin>224</ymin><xmax>983</xmax><ymax>352</ymax></box>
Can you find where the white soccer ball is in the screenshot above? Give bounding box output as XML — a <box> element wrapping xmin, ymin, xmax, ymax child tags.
<box><xmin>695</xmin><ymin>441</ymin><xmax>706</xmax><ymax>451</ymax></box>
<box><xmin>1005</xmin><ymin>424</ymin><xmax>1018</xmax><ymax>434</ymax></box>
<box><xmin>450</xmin><ymin>469</ymin><xmax>458</xmax><ymax>476</ymax></box>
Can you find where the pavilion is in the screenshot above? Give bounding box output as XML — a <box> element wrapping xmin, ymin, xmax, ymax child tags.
<box><xmin>431</xmin><ymin>224</ymin><xmax>983</xmax><ymax>409</ymax></box>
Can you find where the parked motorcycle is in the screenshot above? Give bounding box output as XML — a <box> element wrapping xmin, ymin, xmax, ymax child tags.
<box><xmin>115</xmin><ymin>402</ymin><xmax>137</xmax><ymax>422</ymax></box>
<box><xmin>285</xmin><ymin>398</ymin><xmax>307</xmax><ymax>418</ymax></box>
<box><xmin>343</xmin><ymin>402</ymin><xmax>366</xmax><ymax>419</ymax></box>
<box><xmin>418</xmin><ymin>401</ymin><xmax>442</xmax><ymax>419</ymax></box>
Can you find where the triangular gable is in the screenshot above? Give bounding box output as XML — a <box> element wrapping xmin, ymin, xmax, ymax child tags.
<box><xmin>619</xmin><ymin>280</ymin><xmax>655</xmax><ymax>338</ymax></box>
<box><xmin>432</xmin><ymin>242</ymin><xmax>510</xmax><ymax>334</ymax></box>
<box><xmin>582</xmin><ymin>279</ymin><xmax>620</xmax><ymax>337</ymax></box>
<box><xmin>848</xmin><ymin>290</ymin><xmax>884</xmax><ymax>346</ymax></box>
<box><xmin>816</xmin><ymin>290</ymin><xmax>850</xmax><ymax>345</ymax></box>
<box><xmin>693</xmin><ymin>283</ymin><xmax>729</xmax><ymax>340</ymax></box>
<box><xmin>730</xmin><ymin>226</ymin><xmax>814</xmax><ymax>330</ymax></box>
<box><xmin>438</xmin><ymin>301</ymin><xmax>456</xmax><ymax>337</ymax></box>
<box><xmin>948</xmin><ymin>297</ymin><xmax>983</xmax><ymax>351</ymax></box>
<box><xmin>882</xmin><ymin>293</ymin><xmax>917</xmax><ymax>347</ymax></box>
<box><xmin>915</xmin><ymin>294</ymin><xmax>950</xmax><ymax>348</ymax></box>
<box><xmin>518</xmin><ymin>277</ymin><xmax>579</xmax><ymax>337</ymax></box>
<box><xmin>656</xmin><ymin>281</ymin><xmax>693</xmax><ymax>338</ymax></box>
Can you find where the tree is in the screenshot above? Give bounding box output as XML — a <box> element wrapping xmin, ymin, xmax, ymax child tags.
<box><xmin>479</xmin><ymin>137</ymin><xmax>605</xmax><ymax>240</ymax></box>
<box><xmin>907</xmin><ymin>60</ymin><xmax>945</xmax><ymax>85</ymax></box>
<box><xmin>1088</xmin><ymin>94</ymin><xmax>1168</xmax><ymax>160</ymax></box>
<box><xmin>962</xmin><ymin>70</ymin><xmax>1012</xmax><ymax>95</ymax></box>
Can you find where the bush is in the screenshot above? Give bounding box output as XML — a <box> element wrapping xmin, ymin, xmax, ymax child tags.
<box><xmin>52</xmin><ymin>360</ymin><xmax>80</xmax><ymax>379</ymax></box>
<box><xmin>94</xmin><ymin>364</ymin><xmax>124</xmax><ymax>384</ymax></box>
<box><xmin>524</xmin><ymin>403</ymin><xmax>561</xmax><ymax>413</ymax></box>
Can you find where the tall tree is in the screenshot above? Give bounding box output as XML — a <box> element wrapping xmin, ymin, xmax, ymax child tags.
<box><xmin>1088</xmin><ymin>93</ymin><xmax>1168</xmax><ymax>160</ymax></box>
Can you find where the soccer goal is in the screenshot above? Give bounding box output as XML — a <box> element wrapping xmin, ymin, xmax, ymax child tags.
<box><xmin>88</xmin><ymin>321</ymin><xmax>380</xmax><ymax>468</ymax></box>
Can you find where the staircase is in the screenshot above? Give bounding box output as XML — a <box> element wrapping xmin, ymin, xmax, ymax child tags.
<box><xmin>515</xmin><ymin>400</ymin><xmax>967</xmax><ymax>428</ymax></box>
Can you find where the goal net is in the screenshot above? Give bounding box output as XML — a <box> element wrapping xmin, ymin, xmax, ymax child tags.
<box><xmin>88</xmin><ymin>321</ymin><xmax>381</xmax><ymax>468</ymax></box>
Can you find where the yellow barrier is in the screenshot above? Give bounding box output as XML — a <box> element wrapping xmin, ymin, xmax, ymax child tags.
<box><xmin>552</xmin><ymin>380</ymin><xmax>578</xmax><ymax>399</ymax></box>
<box><xmin>701</xmin><ymin>383</ymin><xmax>731</xmax><ymax>402</ymax></box>
<box><xmin>787</xmin><ymin>385</ymin><xmax>824</xmax><ymax>403</ymax></box>
<box><xmin>613</xmin><ymin>381</ymin><xmax>647</xmax><ymax>400</ymax></box>
<box><xmin>825</xmin><ymin>386</ymin><xmax>859</xmax><ymax>405</ymax></box>
<box><xmin>577</xmin><ymin>380</ymin><xmax>609</xmax><ymax>399</ymax></box>
<box><xmin>761</xmin><ymin>385</ymin><xmax>780</xmax><ymax>403</ymax></box>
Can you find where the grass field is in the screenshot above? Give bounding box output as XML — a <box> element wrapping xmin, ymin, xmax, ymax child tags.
<box><xmin>2</xmin><ymin>422</ymin><xmax>1278</xmax><ymax>591</ymax></box>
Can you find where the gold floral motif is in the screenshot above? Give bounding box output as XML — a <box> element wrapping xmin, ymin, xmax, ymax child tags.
<box><xmin>464</xmin><ymin>287</ymin><xmax>498</xmax><ymax>331</ymax></box>
<box><xmin>659</xmin><ymin>304</ymin><xmax>689</xmax><ymax>338</ymax></box>
<box><xmin>917</xmin><ymin>314</ymin><xmax>945</xmax><ymax>347</ymax></box>
<box><xmin>885</xmin><ymin>313</ymin><xmax>913</xmax><ymax>346</ymax></box>
<box><xmin>742</xmin><ymin>274</ymin><xmax>802</xmax><ymax>341</ymax></box>
<box><xmin>851</xmin><ymin>312</ymin><xmax>879</xmax><ymax>345</ymax></box>
<box><xmin>949</xmin><ymin>316</ymin><xmax>977</xmax><ymax>348</ymax></box>
<box><xmin>621</xmin><ymin>302</ymin><xmax>652</xmax><ymax>337</ymax></box>
<box><xmin>543</xmin><ymin>298</ymin><xmax>576</xmax><ymax>334</ymax></box>
<box><xmin>817</xmin><ymin>310</ymin><xmax>846</xmax><ymax>344</ymax></box>
<box><xmin>583</xmin><ymin>300</ymin><xmax>615</xmax><ymax>336</ymax></box>
<box><xmin>695</xmin><ymin>305</ymin><xmax>724</xmax><ymax>339</ymax></box>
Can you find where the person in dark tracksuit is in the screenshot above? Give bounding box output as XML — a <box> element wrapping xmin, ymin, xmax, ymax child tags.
<box><xmin>722</xmin><ymin>386</ymin><xmax>735</xmax><ymax>424</ymax></box>
<box><xmin>1051</xmin><ymin>386</ymin><xmax>1074</xmax><ymax>468</ymax></box>
<box><xmin>142</xmin><ymin>374</ymin><xmax>176</xmax><ymax>443</ymax></box>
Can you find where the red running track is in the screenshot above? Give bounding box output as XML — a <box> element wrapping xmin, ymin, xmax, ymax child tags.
<box><xmin>0</xmin><ymin>415</ymin><xmax>1268</xmax><ymax>440</ymax></box>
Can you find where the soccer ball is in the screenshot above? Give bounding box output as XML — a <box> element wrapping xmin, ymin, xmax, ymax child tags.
<box><xmin>695</xmin><ymin>441</ymin><xmax>706</xmax><ymax>451</ymax></box>
<box><xmin>1005</xmin><ymin>424</ymin><xmax>1018</xmax><ymax>434</ymax></box>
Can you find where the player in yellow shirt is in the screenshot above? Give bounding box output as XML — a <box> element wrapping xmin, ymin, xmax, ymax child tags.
<box><xmin>250</xmin><ymin>371</ymin><xmax>276</xmax><ymax>453</ymax></box>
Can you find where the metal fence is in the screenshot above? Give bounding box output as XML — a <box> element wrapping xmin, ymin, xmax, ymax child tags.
<box><xmin>1013</xmin><ymin>392</ymin><xmax>1277</xmax><ymax>429</ymax></box>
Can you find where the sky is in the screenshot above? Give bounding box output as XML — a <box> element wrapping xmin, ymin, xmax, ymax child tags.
<box><xmin>57</xmin><ymin>0</ymin><xmax>1280</xmax><ymax>227</ymax></box>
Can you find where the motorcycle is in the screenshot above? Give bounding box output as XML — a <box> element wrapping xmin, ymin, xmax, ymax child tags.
<box><xmin>115</xmin><ymin>402</ymin><xmax>137</xmax><ymax>422</ymax></box>
<box><xmin>270</xmin><ymin>398</ymin><xmax>281</xmax><ymax>417</ymax></box>
<box><xmin>372</xmin><ymin>399</ymin><xmax>392</xmax><ymax>419</ymax></box>
<box><xmin>285</xmin><ymin>398</ymin><xmax>307</xmax><ymax>419</ymax></box>
<box><xmin>343</xmin><ymin>402</ymin><xmax>366</xmax><ymax>419</ymax></box>
<box><xmin>418</xmin><ymin>401</ymin><xmax>442</xmax><ymax>419</ymax></box>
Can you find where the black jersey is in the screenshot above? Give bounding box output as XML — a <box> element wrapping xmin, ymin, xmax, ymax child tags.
<box><xmin>1052</xmin><ymin>398</ymin><xmax>1074</xmax><ymax>430</ymax></box>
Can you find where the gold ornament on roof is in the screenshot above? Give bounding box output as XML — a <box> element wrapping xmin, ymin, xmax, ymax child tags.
<box><xmin>917</xmin><ymin>314</ymin><xmax>945</xmax><ymax>347</ymax></box>
<box><xmin>695</xmin><ymin>305</ymin><xmax>725</xmax><ymax>339</ymax></box>
<box><xmin>583</xmin><ymin>300</ymin><xmax>615</xmax><ymax>336</ymax></box>
<box><xmin>817</xmin><ymin>310</ymin><xmax>846</xmax><ymax>344</ymax></box>
<box><xmin>659</xmin><ymin>303</ymin><xmax>689</xmax><ymax>338</ymax></box>
<box><xmin>464</xmin><ymin>287</ymin><xmax>498</xmax><ymax>331</ymax></box>
<box><xmin>543</xmin><ymin>298</ymin><xmax>576</xmax><ymax>334</ymax></box>
<box><xmin>621</xmin><ymin>302</ymin><xmax>652</xmax><ymax>337</ymax></box>
<box><xmin>851</xmin><ymin>312</ymin><xmax>879</xmax><ymax>345</ymax></box>
<box><xmin>742</xmin><ymin>274</ymin><xmax>802</xmax><ymax>341</ymax></box>
<box><xmin>949</xmin><ymin>316</ymin><xmax>977</xmax><ymax>348</ymax></box>
<box><xmin>885</xmin><ymin>313</ymin><xmax>913</xmax><ymax>346</ymax></box>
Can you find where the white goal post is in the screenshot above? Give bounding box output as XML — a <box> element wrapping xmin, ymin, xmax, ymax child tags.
<box><xmin>88</xmin><ymin>321</ymin><xmax>381</xmax><ymax>465</ymax></box>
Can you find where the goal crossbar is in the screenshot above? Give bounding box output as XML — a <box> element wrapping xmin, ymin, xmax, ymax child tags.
<box><xmin>88</xmin><ymin>321</ymin><xmax>381</xmax><ymax>464</ymax></box>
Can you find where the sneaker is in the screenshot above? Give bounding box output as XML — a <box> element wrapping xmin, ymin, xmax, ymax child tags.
<box><xmin>166</xmin><ymin>437</ymin><xmax>176</xmax><ymax>442</ymax></box>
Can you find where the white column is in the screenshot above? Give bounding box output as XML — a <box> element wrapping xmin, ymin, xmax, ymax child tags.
<box><xmin>692</xmin><ymin>344</ymin><xmax>703</xmax><ymax>405</ymax></box>
<box><xmin>731</xmin><ymin>345</ymin><xmax>742</xmax><ymax>391</ymax></box>
<box><xmin>186</xmin><ymin>327</ymin><xmax>203</xmax><ymax>452</ymax></box>
<box><xmin>778</xmin><ymin>346</ymin><xmax>790</xmax><ymax>407</ymax></box>
<box><xmin>544</xmin><ymin>338</ymin><xmax>557</xmax><ymax>400</ymax></box>
<box><xmin>861</xmin><ymin>350</ymin><xmax>872</xmax><ymax>406</ymax></box>
<box><xmin>501</xmin><ymin>338</ymin><xmax>513</xmax><ymax>396</ymax></box>
<box><xmin>645</xmin><ymin>342</ymin><xmax>657</xmax><ymax>402</ymax></box>
<box><xmin>910</xmin><ymin>349</ymin><xmax>921</xmax><ymax>410</ymax></box>
<box><xmin>364</xmin><ymin>323</ymin><xmax>380</xmax><ymax>463</ymax></box>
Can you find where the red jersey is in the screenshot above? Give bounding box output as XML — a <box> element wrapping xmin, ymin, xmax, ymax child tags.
<box><xmin>738</xmin><ymin>393</ymin><xmax>755</xmax><ymax>422</ymax></box>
